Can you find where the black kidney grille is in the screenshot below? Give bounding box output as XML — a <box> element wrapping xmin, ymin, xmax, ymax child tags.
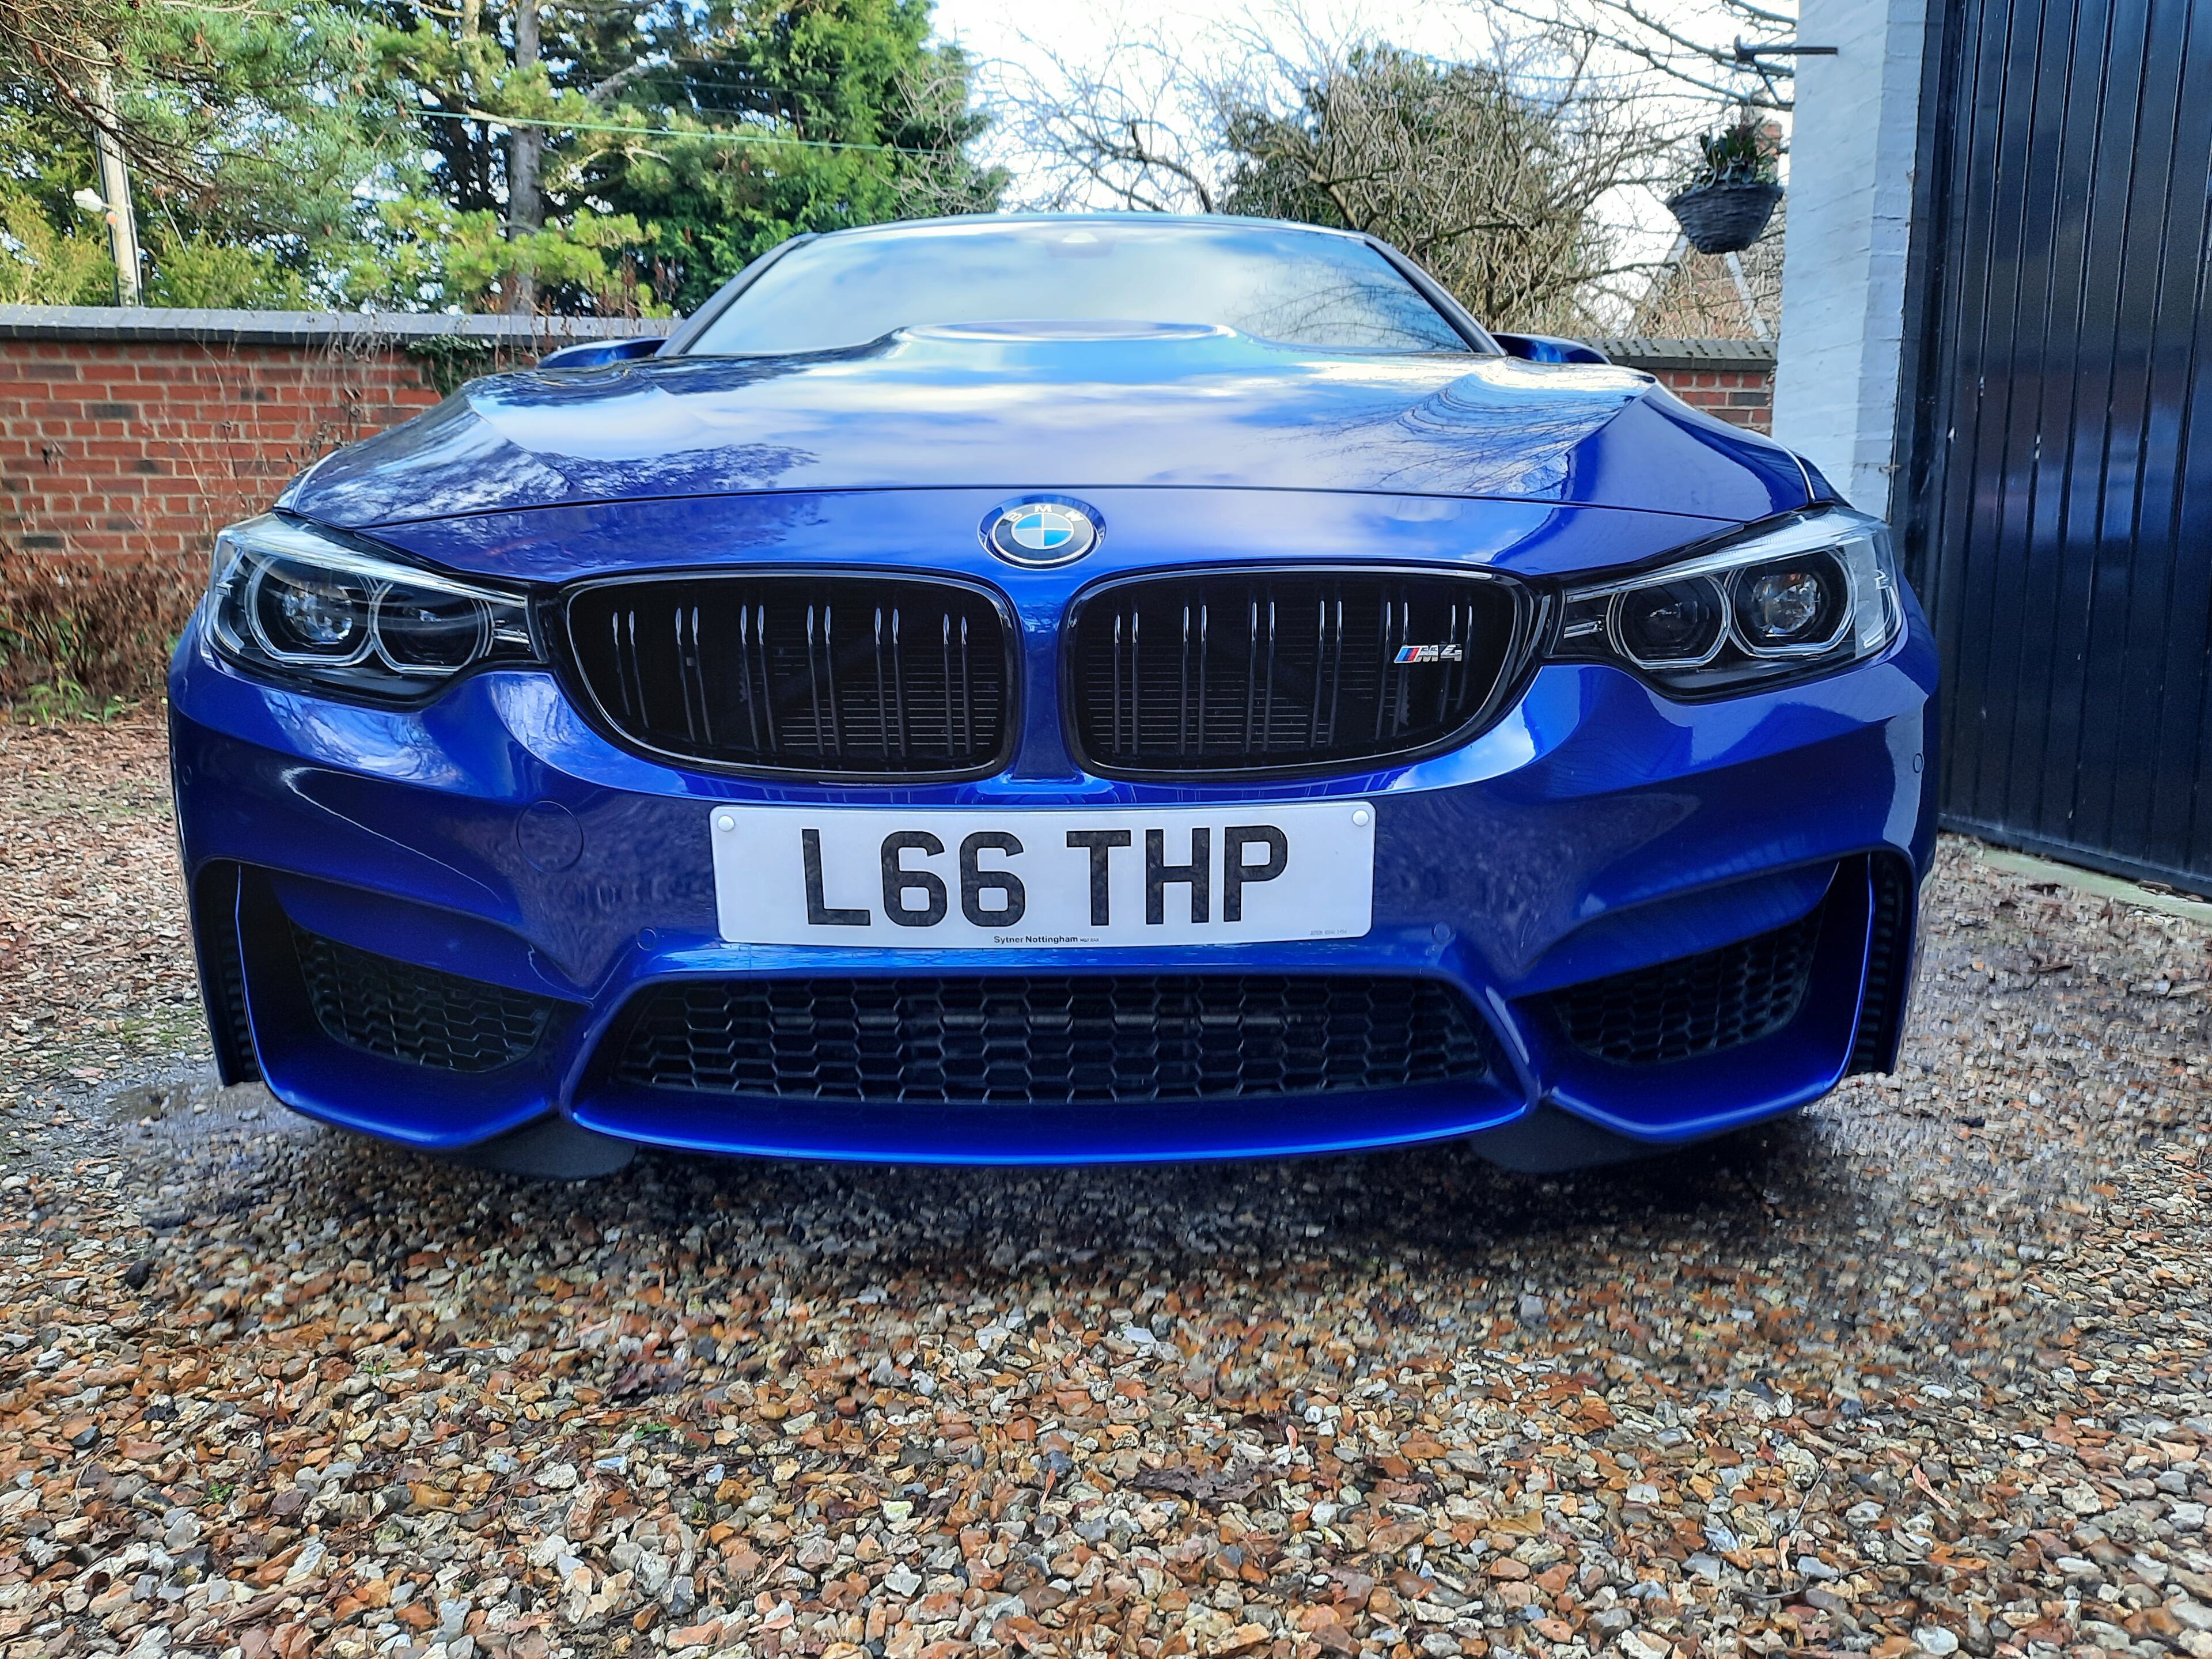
<box><xmin>1545</xmin><ymin>903</ymin><xmax>1823</xmax><ymax>1066</ymax></box>
<box><xmin>1069</xmin><ymin>571</ymin><xmax>1533</xmax><ymax>774</ymax></box>
<box><xmin>608</xmin><ymin>974</ymin><xmax>1490</xmax><ymax>1105</ymax></box>
<box><xmin>566</xmin><ymin>575</ymin><xmax>1010</xmax><ymax>775</ymax></box>
<box><xmin>294</xmin><ymin>927</ymin><xmax>555</xmax><ymax>1073</ymax></box>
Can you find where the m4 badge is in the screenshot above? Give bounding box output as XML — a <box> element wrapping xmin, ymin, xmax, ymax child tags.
<box><xmin>1393</xmin><ymin>643</ymin><xmax>1465</xmax><ymax>664</ymax></box>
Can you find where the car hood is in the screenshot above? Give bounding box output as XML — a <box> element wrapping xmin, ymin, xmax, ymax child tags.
<box><xmin>284</xmin><ymin>323</ymin><xmax>1811</xmax><ymax>529</ymax></box>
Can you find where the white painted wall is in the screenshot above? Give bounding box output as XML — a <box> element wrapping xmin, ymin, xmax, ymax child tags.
<box><xmin>1771</xmin><ymin>0</ymin><xmax>1929</xmax><ymax>519</ymax></box>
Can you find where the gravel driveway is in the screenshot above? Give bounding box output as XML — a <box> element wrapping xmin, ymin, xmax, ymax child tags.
<box><xmin>4</xmin><ymin>717</ymin><xmax>2211</xmax><ymax>1659</ymax></box>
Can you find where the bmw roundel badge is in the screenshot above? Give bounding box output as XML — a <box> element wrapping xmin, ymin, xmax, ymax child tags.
<box><xmin>982</xmin><ymin>495</ymin><xmax>1101</xmax><ymax>567</ymax></box>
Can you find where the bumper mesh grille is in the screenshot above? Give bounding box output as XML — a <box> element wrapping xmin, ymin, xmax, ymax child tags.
<box><xmin>607</xmin><ymin>974</ymin><xmax>1490</xmax><ymax>1105</ymax></box>
<box><xmin>1067</xmin><ymin>570</ymin><xmax>1535</xmax><ymax>776</ymax></box>
<box><xmin>1547</xmin><ymin>904</ymin><xmax>1824</xmax><ymax>1066</ymax></box>
<box><xmin>294</xmin><ymin>927</ymin><xmax>555</xmax><ymax>1073</ymax></box>
<box><xmin>564</xmin><ymin>574</ymin><xmax>1012</xmax><ymax>777</ymax></box>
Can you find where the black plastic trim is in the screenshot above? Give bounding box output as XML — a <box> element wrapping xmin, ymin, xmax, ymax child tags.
<box><xmin>1846</xmin><ymin>853</ymin><xmax>1921</xmax><ymax>1075</ymax></box>
<box><xmin>291</xmin><ymin>923</ymin><xmax>558</xmax><ymax>1074</ymax></box>
<box><xmin>1541</xmin><ymin>893</ymin><xmax>1828</xmax><ymax>1067</ymax></box>
<box><xmin>191</xmin><ymin>862</ymin><xmax>259</xmax><ymax>1085</ymax></box>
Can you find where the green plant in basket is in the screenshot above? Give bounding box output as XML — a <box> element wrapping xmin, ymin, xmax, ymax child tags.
<box><xmin>1686</xmin><ymin>119</ymin><xmax>1779</xmax><ymax>190</ymax></box>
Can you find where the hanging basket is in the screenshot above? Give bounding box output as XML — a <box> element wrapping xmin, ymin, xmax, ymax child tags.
<box><xmin>1665</xmin><ymin>181</ymin><xmax>1782</xmax><ymax>255</ymax></box>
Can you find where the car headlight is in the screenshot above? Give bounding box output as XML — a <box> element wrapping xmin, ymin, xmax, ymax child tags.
<box><xmin>206</xmin><ymin>515</ymin><xmax>537</xmax><ymax>700</ymax></box>
<box><xmin>1553</xmin><ymin>507</ymin><xmax>1902</xmax><ymax>695</ymax></box>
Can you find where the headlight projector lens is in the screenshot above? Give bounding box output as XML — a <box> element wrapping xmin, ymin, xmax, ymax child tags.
<box><xmin>249</xmin><ymin>559</ymin><xmax>372</xmax><ymax>662</ymax></box>
<box><xmin>1615</xmin><ymin>577</ymin><xmax>1725</xmax><ymax>666</ymax></box>
<box><xmin>374</xmin><ymin>585</ymin><xmax>492</xmax><ymax>673</ymax></box>
<box><xmin>1734</xmin><ymin>553</ymin><xmax>1846</xmax><ymax>653</ymax></box>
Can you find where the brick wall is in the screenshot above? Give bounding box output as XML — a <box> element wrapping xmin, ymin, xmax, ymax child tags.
<box><xmin>1646</xmin><ymin>366</ymin><xmax>1777</xmax><ymax>431</ymax></box>
<box><xmin>0</xmin><ymin>308</ymin><xmax>655</xmax><ymax>569</ymax></box>
<box><xmin>0</xmin><ymin>310</ymin><xmax>1773</xmax><ymax>569</ymax></box>
<box><xmin>1</xmin><ymin>339</ymin><xmax>443</xmax><ymax>567</ymax></box>
<box><xmin>1592</xmin><ymin>336</ymin><xmax>1777</xmax><ymax>433</ymax></box>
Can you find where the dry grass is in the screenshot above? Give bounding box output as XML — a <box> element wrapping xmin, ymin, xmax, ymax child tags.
<box><xmin>0</xmin><ymin>546</ymin><xmax>201</xmax><ymax>713</ymax></box>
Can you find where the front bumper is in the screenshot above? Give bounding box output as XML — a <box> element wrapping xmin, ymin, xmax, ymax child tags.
<box><xmin>169</xmin><ymin>600</ymin><xmax>1938</xmax><ymax>1165</ymax></box>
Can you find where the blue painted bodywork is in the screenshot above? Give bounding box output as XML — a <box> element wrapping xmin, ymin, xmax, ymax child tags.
<box><xmin>282</xmin><ymin>325</ymin><xmax>1812</xmax><ymax>529</ymax></box>
<box><xmin>172</xmin><ymin>225</ymin><xmax>1937</xmax><ymax>1166</ymax></box>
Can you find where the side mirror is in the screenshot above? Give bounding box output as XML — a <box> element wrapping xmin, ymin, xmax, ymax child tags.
<box><xmin>537</xmin><ymin>336</ymin><xmax>666</xmax><ymax>370</ymax></box>
<box><xmin>1491</xmin><ymin>332</ymin><xmax>1611</xmax><ymax>366</ymax></box>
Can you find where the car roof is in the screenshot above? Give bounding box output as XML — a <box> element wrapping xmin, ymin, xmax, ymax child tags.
<box><xmin>800</xmin><ymin>212</ymin><xmax>1376</xmax><ymax>245</ymax></box>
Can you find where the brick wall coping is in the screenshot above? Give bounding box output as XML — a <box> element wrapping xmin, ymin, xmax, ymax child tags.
<box><xmin>0</xmin><ymin>305</ymin><xmax>1774</xmax><ymax>372</ymax></box>
<box><xmin>0</xmin><ymin>305</ymin><xmax>662</xmax><ymax>346</ymax></box>
<box><xmin>1590</xmin><ymin>336</ymin><xmax>1777</xmax><ymax>372</ymax></box>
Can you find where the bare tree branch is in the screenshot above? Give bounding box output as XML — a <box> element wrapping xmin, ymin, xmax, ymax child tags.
<box><xmin>882</xmin><ymin>56</ymin><xmax>1006</xmax><ymax>218</ymax></box>
<box><xmin>1478</xmin><ymin>0</ymin><xmax>1798</xmax><ymax>112</ymax></box>
<box><xmin>991</xmin><ymin>26</ymin><xmax>1228</xmax><ymax>214</ymax></box>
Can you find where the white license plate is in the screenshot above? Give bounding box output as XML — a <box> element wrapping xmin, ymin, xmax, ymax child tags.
<box><xmin>709</xmin><ymin>802</ymin><xmax>1374</xmax><ymax>948</ymax></box>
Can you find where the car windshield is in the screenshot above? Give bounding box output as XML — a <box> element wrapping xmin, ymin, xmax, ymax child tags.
<box><xmin>684</xmin><ymin>219</ymin><xmax>1476</xmax><ymax>355</ymax></box>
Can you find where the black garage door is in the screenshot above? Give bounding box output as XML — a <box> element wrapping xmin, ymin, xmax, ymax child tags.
<box><xmin>1897</xmin><ymin>0</ymin><xmax>2212</xmax><ymax>892</ymax></box>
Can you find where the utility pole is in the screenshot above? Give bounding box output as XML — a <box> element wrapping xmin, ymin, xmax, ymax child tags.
<box><xmin>506</xmin><ymin>0</ymin><xmax>543</xmax><ymax>315</ymax></box>
<box><xmin>86</xmin><ymin>71</ymin><xmax>142</xmax><ymax>306</ymax></box>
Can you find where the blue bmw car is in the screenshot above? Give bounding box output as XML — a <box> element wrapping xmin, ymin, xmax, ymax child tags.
<box><xmin>169</xmin><ymin>214</ymin><xmax>1936</xmax><ymax>1177</ymax></box>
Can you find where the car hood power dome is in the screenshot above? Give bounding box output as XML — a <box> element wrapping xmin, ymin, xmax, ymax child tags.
<box><xmin>284</xmin><ymin>324</ymin><xmax>1813</xmax><ymax>531</ymax></box>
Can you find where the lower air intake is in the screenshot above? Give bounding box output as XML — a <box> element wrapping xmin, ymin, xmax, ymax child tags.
<box><xmin>607</xmin><ymin>974</ymin><xmax>1490</xmax><ymax>1105</ymax></box>
<box><xmin>1546</xmin><ymin>903</ymin><xmax>1824</xmax><ymax>1066</ymax></box>
<box><xmin>293</xmin><ymin>927</ymin><xmax>555</xmax><ymax>1073</ymax></box>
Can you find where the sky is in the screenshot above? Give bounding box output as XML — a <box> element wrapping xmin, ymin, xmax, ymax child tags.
<box><xmin>930</xmin><ymin>0</ymin><xmax>1494</xmax><ymax>77</ymax></box>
